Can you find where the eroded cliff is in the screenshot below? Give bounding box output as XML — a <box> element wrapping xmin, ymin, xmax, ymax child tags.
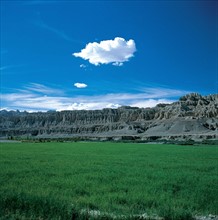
<box><xmin>0</xmin><ymin>93</ymin><xmax>217</xmax><ymax>141</ymax></box>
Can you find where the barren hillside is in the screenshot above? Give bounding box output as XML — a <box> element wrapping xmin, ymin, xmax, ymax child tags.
<box><xmin>0</xmin><ymin>93</ymin><xmax>217</xmax><ymax>141</ymax></box>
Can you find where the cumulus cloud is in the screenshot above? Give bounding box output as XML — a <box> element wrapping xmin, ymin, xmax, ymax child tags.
<box><xmin>74</xmin><ymin>83</ymin><xmax>87</xmax><ymax>88</ymax></box>
<box><xmin>73</xmin><ymin>37</ymin><xmax>136</xmax><ymax>66</ymax></box>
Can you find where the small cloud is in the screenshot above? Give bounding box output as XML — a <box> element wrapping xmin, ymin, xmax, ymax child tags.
<box><xmin>73</xmin><ymin>37</ymin><xmax>136</xmax><ymax>66</ymax></box>
<box><xmin>106</xmin><ymin>103</ymin><xmax>121</xmax><ymax>108</ymax></box>
<box><xmin>80</xmin><ymin>64</ymin><xmax>86</xmax><ymax>68</ymax></box>
<box><xmin>112</xmin><ymin>62</ymin><xmax>123</xmax><ymax>67</ymax></box>
<box><xmin>74</xmin><ymin>83</ymin><xmax>88</xmax><ymax>88</ymax></box>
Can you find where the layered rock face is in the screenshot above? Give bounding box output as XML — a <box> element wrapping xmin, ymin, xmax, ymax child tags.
<box><xmin>0</xmin><ymin>93</ymin><xmax>217</xmax><ymax>141</ymax></box>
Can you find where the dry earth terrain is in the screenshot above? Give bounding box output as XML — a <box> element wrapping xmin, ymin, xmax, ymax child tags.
<box><xmin>0</xmin><ymin>93</ymin><xmax>217</xmax><ymax>142</ymax></box>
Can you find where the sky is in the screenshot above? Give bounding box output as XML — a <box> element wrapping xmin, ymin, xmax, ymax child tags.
<box><xmin>0</xmin><ymin>0</ymin><xmax>217</xmax><ymax>111</ymax></box>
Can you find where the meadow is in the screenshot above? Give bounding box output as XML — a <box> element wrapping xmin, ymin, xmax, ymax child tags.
<box><xmin>0</xmin><ymin>142</ymin><xmax>217</xmax><ymax>220</ymax></box>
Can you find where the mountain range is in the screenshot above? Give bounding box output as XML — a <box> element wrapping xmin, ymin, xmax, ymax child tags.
<box><xmin>0</xmin><ymin>93</ymin><xmax>217</xmax><ymax>142</ymax></box>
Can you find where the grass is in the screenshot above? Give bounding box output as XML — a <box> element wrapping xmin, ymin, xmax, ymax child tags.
<box><xmin>0</xmin><ymin>142</ymin><xmax>217</xmax><ymax>219</ymax></box>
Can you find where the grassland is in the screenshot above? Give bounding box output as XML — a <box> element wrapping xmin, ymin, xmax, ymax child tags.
<box><xmin>0</xmin><ymin>142</ymin><xmax>217</xmax><ymax>220</ymax></box>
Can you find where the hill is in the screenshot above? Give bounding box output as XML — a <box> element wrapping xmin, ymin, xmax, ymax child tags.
<box><xmin>0</xmin><ymin>93</ymin><xmax>217</xmax><ymax>142</ymax></box>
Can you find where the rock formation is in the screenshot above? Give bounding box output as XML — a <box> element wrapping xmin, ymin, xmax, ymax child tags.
<box><xmin>0</xmin><ymin>93</ymin><xmax>217</xmax><ymax>141</ymax></box>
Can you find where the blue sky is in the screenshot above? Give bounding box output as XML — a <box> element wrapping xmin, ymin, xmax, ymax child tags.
<box><xmin>1</xmin><ymin>0</ymin><xmax>217</xmax><ymax>111</ymax></box>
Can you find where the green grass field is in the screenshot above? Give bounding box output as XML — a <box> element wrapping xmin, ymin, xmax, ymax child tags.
<box><xmin>0</xmin><ymin>142</ymin><xmax>217</xmax><ymax>220</ymax></box>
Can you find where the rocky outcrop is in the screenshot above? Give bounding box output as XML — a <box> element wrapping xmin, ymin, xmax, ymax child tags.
<box><xmin>0</xmin><ymin>93</ymin><xmax>217</xmax><ymax>141</ymax></box>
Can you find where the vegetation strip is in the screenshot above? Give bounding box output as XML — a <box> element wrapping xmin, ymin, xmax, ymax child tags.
<box><xmin>0</xmin><ymin>142</ymin><xmax>217</xmax><ymax>219</ymax></box>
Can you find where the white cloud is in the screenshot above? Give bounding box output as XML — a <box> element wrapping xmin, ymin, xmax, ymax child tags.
<box><xmin>59</xmin><ymin>102</ymin><xmax>121</xmax><ymax>111</ymax></box>
<box><xmin>80</xmin><ymin>64</ymin><xmax>86</xmax><ymax>68</ymax></box>
<box><xmin>0</xmin><ymin>83</ymin><xmax>190</xmax><ymax>112</ymax></box>
<box><xmin>106</xmin><ymin>103</ymin><xmax>121</xmax><ymax>108</ymax></box>
<box><xmin>0</xmin><ymin>92</ymin><xmax>70</xmax><ymax>111</ymax></box>
<box><xmin>112</xmin><ymin>62</ymin><xmax>123</xmax><ymax>67</ymax></box>
<box><xmin>74</xmin><ymin>83</ymin><xmax>88</xmax><ymax>88</ymax></box>
<box><xmin>130</xmin><ymin>99</ymin><xmax>172</xmax><ymax>108</ymax></box>
<box><xmin>24</xmin><ymin>83</ymin><xmax>63</xmax><ymax>95</ymax></box>
<box><xmin>73</xmin><ymin>37</ymin><xmax>136</xmax><ymax>66</ymax></box>
<box><xmin>141</xmin><ymin>87</ymin><xmax>188</xmax><ymax>98</ymax></box>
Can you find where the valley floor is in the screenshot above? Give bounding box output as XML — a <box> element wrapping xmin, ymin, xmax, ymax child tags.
<box><xmin>0</xmin><ymin>142</ymin><xmax>217</xmax><ymax>219</ymax></box>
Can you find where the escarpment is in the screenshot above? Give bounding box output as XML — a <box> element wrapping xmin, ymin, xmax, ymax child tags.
<box><xmin>0</xmin><ymin>93</ymin><xmax>217</xmax><ymax>141</ymax></box>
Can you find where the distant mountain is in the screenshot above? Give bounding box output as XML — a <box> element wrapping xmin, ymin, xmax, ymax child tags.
<box><xmin>0</xmin><ymin>93</ymin><xmax>217</xmax><ymax>142</ymax></box>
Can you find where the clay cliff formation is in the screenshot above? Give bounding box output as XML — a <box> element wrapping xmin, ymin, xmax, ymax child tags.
<box><xmin>0</xmin><ymin>93</ymin><xmax>217</xmax><ymax>141</ymax></box>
